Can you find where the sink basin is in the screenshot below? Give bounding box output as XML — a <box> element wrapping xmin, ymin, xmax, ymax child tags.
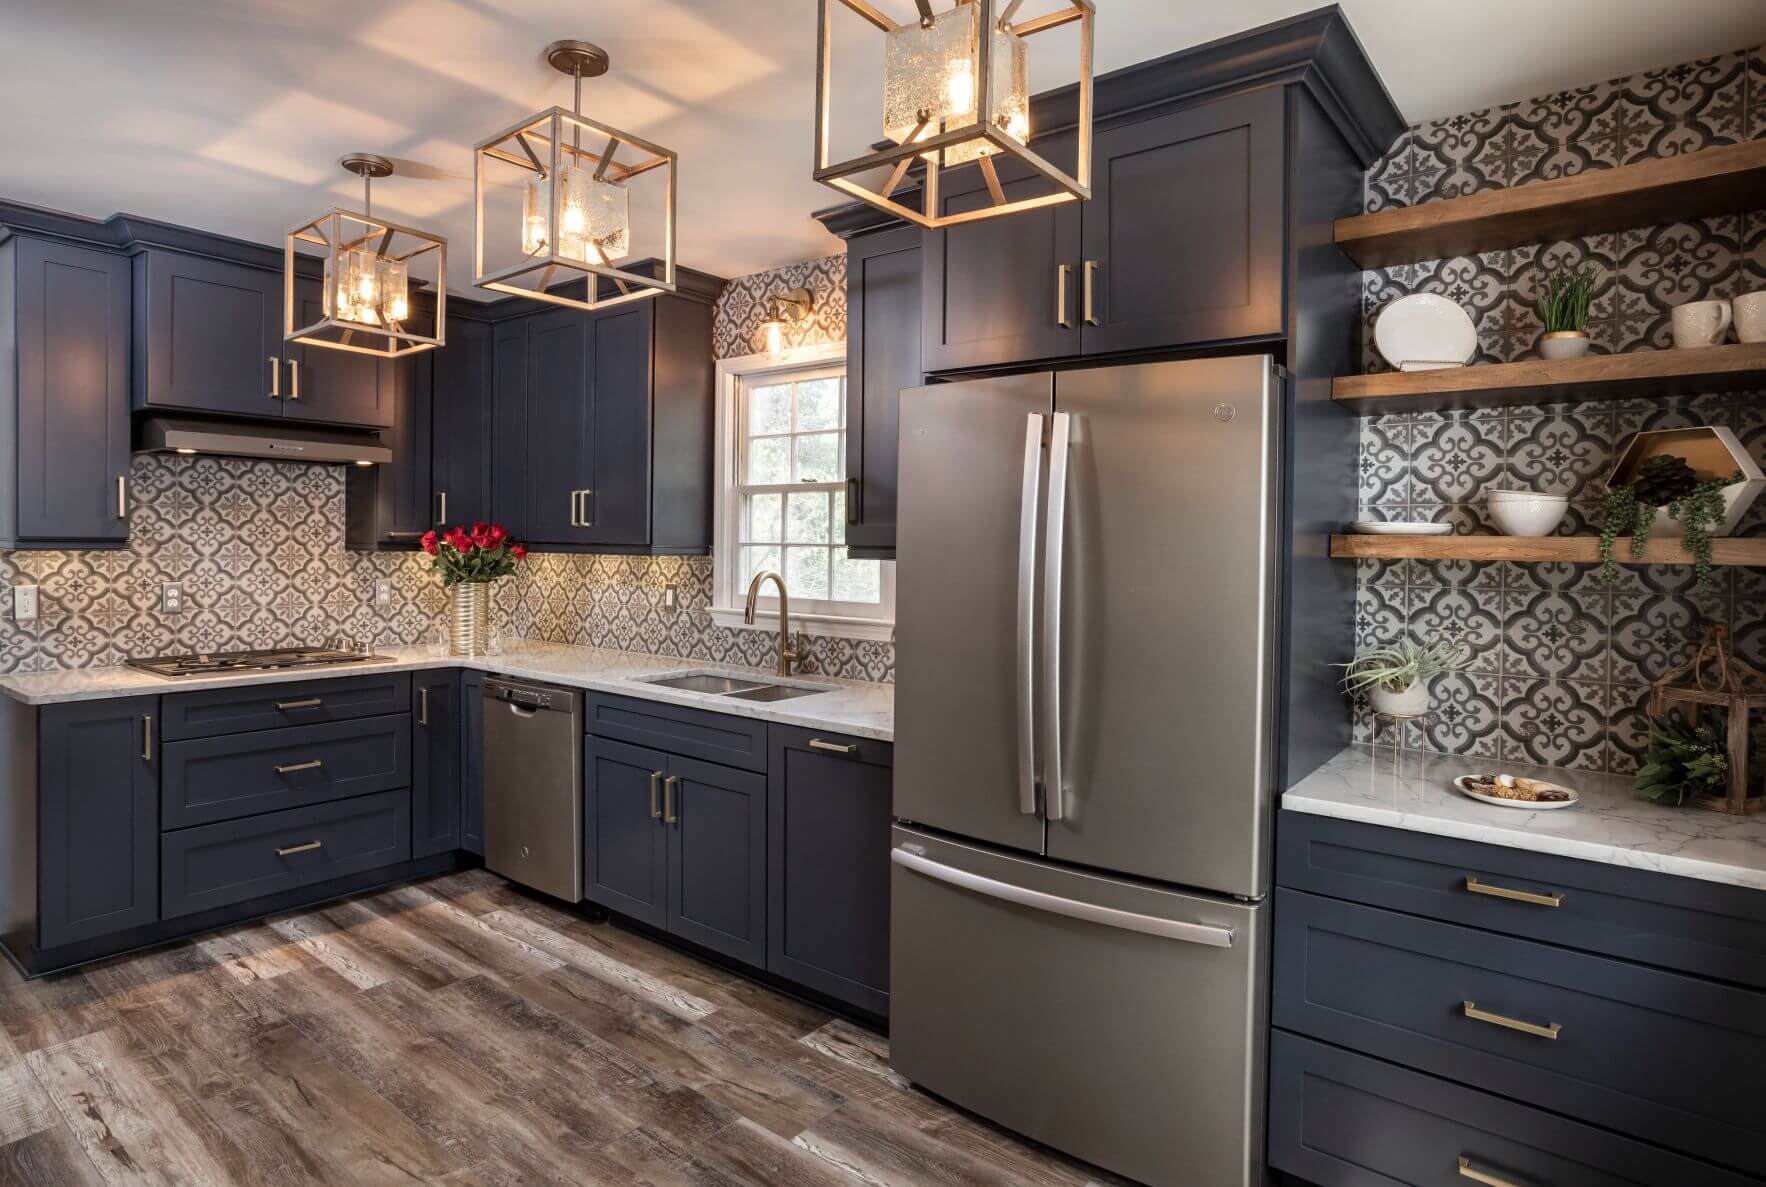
<box><xmin>724</xmin><ymin>683</ymin><xmax>827</xmax><ymax>702</ymax></box>
<box><xmin>646</xmin><ymin>673</ymin><xmax>767</xmax><ymax>695</ymax></box>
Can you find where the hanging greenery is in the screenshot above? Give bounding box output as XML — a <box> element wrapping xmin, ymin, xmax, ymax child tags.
<box><xmin>1595</xmin><ymin>455</ymin><xmax>1741</xmax><ymax>593</ymax></box>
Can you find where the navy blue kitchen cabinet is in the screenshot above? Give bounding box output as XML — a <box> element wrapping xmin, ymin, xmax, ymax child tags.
<box><xmin>581</xmin><ymin>302</ymin><xmax>652</xmax><ymax>547</ymax></box>
<box><xmin>583</xmin><ymin>735</ymin><xmax>671</xmax><ymax>929</ymax></box>
<box><xmin>491</xmin><ymin>316</ymin><xmax>530</xmax><ymax>536</ymax></box>
<box><xmin>460</xmin><ymin>669</ymin><xmax>485</xmax><ymax>856</ymax></box>
<box><xmin>666</xmin><ymin>751</ymin><xmax>767</xmax><ymax>967</ymax></box>
<box><xmin>0</xmin><ymin>235</ymin><xmax>132</xmax><ymax>549</ymax></box>
<box><xmin>844</xmin><ymin>225</ymin><xmax>922</xmax><ymax>559</ymax></box>
<box><xmin>431</xmin><ymin>313</ymin><xmax>495</xmax><ymax>529</ymax></box>
<box><xmin>134</xmin><ymin>249</ymin><xmax>282</xmax><ymax>415</ymax></box>
<box><xmin>282</xmin><ymin>277</ymin><xmax>394</xmax><ymax>428</ymax></box>
<box><xmin>766</xmin><ymin>724</ymin><xmax>892</xmax><ymax>1016</ymax></box>
<box><xmin>345</xmin><ymin>348</ymin><xmax>430</xmax><ymax>547</ymax></box>
<box><xmin>524</xmin><ymin>307</ymin><xmax>590</xmax><ymax>545</ymax></box>
<box><xmin>36</xmin><ymin>696</ymin><xmax>160</xmax><ymax>949</ymax></box>
<box><xmin>412</xmin><ymin>669</ymin><xmax>462</xmax><ymax>859</ymax></box>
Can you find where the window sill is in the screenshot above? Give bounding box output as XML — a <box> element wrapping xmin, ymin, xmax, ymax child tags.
<box><xmin>708</xmin><ymin>607</ymin><xmax>895</xmax><ymax>643</ymax></box>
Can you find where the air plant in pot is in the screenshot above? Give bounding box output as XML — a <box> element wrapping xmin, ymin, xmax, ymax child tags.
<box><xmin>1595</xmin><ymin>455</ymin><xmax>1742</xmax><ymax>594</ymax></box>
<box><xmin>1532</xmin><ymin>260</ymin><xmax>1599</xmax><ymax>360</ymax></box>
<box><xmin>1336</xmin><ymin>640</ymin><xmax>1468</xmax><ymax>718</ymax></box>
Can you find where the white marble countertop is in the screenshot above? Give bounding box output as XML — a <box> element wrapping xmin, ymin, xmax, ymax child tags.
<box><xmin>1284</xmin><ymin>745</ymin><xmax>1766</xmax><ymax>891</ymax></box>
<box><xmin>0</xmin><ymin>641</ymin><xmax>895</xmax><ymax>741</ymax></box>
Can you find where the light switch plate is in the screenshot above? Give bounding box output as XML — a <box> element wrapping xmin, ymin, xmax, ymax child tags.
<box><xmin>663</xmin><ymin>583</ymin><xmax>678</xmax><ymax>610</ymax></box>
<box><xmin>13</xmin><ymin>585</ymin><xmax>38</xmax><ymax>621</ymax></box>
<box><xmin>161</xmin><ymin>583</ymin><xmax>183</xmax><ymax>614</ymax></box>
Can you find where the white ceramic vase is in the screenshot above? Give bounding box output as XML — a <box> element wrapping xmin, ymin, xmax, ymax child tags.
<box><xmin>1369</xmin><ymin>683</ymin><xmax>1430</xmax><ymax>718</ymax></box>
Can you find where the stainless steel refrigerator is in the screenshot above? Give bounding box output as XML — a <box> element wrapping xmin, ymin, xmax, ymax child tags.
<box><xmin>890</xmin><ymin>356</ymin><xmax>1287</xmax><ymax>1187</ymax></box>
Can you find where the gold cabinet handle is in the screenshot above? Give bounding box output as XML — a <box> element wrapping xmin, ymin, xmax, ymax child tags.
<box><xmin>1464</xmin><ymin>877</ymin><xmax>1562</xmax><ymax>908</ymax></box>
<box><xmin>649</xmin><ymin>771</ymin><xmax>664</xmax><ymax>820</ymax></box>
<box><xmin>274</xmin><ymin>759</ymin><xmax>324</xmax><ymax>775</ymax></box>
<box><xmin>418</xmin><ymin>687</ymin><xmax>429</xmax><ymax>726</ymax></box>
<box><xmin>1462</xmin><ymin>1001</ymin><xmax>1560</xmax><ymax>1040</ymax></box>
<box><xmin>141</xmin><ymin>715</ymin><xmax>153</xmax><ymax>762</ymax></box>
<box><xmin>808</xmin><ymin>738</ymin><xmax>858</xmax><ymax>754</ymax></box>
<box><xmin>268</xmin><ymin>356</ymin><xmax>281</xmax><ymax>398</ymax></box>
<box><xmin>568</xmin><ymin>489</ymin><xmax>581</xmax><ymax>527</ymax></box>
<box><xmin>1082</xmin><ymin>259</ymin><xmax>1098</xmax><ymax>325</ymax></box>
<box><xmin>276</xmin><ymin>840</ymin><xmax>322</xmax><ymax>857</ymax></box>
<box><xmin>580</xmin><ymin>488</ymin><xmax>594</xmax><ymax>527</ymax></box>
<box><xmin>275</xmin><ymin>697</ymin><xmax>323</xmax><ymax>711</ymax></box>
<box><xmin>117</xmin><ymin>474</ymin><xmax>128</xmax><ymax>519</ymax></box>
<box><xmin>288</xmin><ymin>358</ymin><xmax>300</xmax><ymax>400</ymax></box>
<box><xmin>1458</xmin><ymin>1155</ymin><xmax>1529</xmax><ymax>1187</ymax></box>
<box><xmin>1056</xmin><ymin>263</ymin><xmax>1073</xmax><ymax>328</ymax></box>
<box><xmin>664</xmin><ymin>775</ymin><xmax>680</xmax><ymax>825</ymax></box>
<box><xmin>434</xmin><ymin>491</ymin><xmax>447</xmax><ymax>526</ymax></box>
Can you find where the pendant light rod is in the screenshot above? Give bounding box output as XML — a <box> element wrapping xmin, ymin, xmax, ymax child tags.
<box><xmin>340</xmin><ymin>153</ymin><xmax>394</xmax><ymax>217</ymax></box>
<box><xmin>545</xmin><ymin>40</ymin><xmax>607</xmax><ymax>154</ymax></box>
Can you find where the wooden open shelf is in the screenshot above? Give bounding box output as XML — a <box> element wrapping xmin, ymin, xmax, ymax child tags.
<box><xmin>1332</xmin><ymin>342</ymin><xmax>1766</xmax><ymax>413</ymax></box>
<box><xmin>1330</xmin><ymin>534</ymin><xmax>1766</xmax><ymax>566</ymax></box>
<box><xmin>1334</xmin><ymin>140</ymin><xmax>1766</xmax><ymax>269</ymax></box>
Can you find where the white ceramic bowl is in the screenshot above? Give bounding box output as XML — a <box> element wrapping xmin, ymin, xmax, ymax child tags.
<box><xmin>1489</xmin><ymin>496</ymin><xmax>1569</xmax><ymax>537</ymax></box>
<box><xmin>1486</xmin><ymin>487</ymin><xmax>1567</xmax><ymax>503</ymax></box>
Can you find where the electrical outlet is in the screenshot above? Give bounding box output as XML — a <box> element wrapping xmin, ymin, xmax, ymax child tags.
<box><xmin>374</xmin><ymin>580</ymin><xmax>391</xmax><ymax>607</ymax></box>
<box><xmin>663</xmin><ymin>583</ymin><xmax>679</xmax><ymax>611</ymax></box>
<box><xmin>160</xmin><ymin>583</ymin><xmax>183</xmax><ymax>614</ymax></box>
<box><xmin>13</xmin><ymin>585</ymin><xmax>38</xmax><ymax>621</ymax></box>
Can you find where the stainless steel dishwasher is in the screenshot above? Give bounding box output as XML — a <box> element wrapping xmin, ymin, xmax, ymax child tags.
<box><xmin>482</xmin><ymin>676</ymin><xmax>583</xmax><ymax>902</ymax></box>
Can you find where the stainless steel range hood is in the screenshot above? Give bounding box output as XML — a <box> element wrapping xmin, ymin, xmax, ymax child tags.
<box><xmin>134</xmin><ymin>416</ymin><xmax>391</xmax><ymax>466</ymax></box>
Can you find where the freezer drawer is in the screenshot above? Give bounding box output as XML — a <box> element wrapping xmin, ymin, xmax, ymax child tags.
<box><xmin>888</xmin><ymin>826</ymin><xmax>1265</xmax><ymax>1187</ymax></box>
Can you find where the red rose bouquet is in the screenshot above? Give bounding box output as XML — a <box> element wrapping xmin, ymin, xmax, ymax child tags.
<box><xmin>421</xmin><ymin>522</ymin><xmax>526</xmax><ymax>587</ymax></box>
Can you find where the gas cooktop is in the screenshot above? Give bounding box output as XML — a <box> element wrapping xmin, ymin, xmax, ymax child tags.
<box><xmin>126</xmin><ymin>646</ymin><xmax>385</xmax><ymax>679</ymax></box>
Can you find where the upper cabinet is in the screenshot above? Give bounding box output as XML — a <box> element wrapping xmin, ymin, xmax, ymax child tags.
<box><xmin>430</xmin><ymin>314</ymin><xmax>494</xmax><ymax>529</ymax></box>
<box><xmin>0</xmin><ymin>235</ymin><xmax>132</xmax><ymax>549</ymax></box>
<box><xmin>282</xmin><ymin>277</ymin><xmax>394</xmax><ymax>427</ymax></box>
<box><xmin>846</xmin><ymin>225</ymin><xmax>922</xmax><ymax>558</ymax></box>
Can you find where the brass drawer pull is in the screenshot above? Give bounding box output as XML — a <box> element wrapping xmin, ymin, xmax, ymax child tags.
<box><xmin>1458</xmin><ymin>1155</ymin><xmax>1528</xmax><ymax>1187</ymax></box>
<box><xmin>275</xmin><ymin>841</ymin><xmax>322</xmax><ymax>857</ymax></box>
<box><xmin>275</xmin><ymin>697</ymin><xmax>323</xmax><ymax>711</ymax></box>
<box><xmin>649</xmin><ymin>771</ymin><xmax>664</xmax><ymax>820</ymax></box>
<box><xmin>1462</xmin><ymin>1001</ymin><xmax>1560</xmax><ymax>1040</ymax></box>
<box><xmin>808</xmin><ymin>738</ymin><xmax>858</xmax><ymax>754</ymax></box>
<box><xmin>274</xmin><ymin>759</ymin><xmax>324</xmax><ymax>775</ymax></box>
<box><xmin>1464</xmin><ymin>877</ymin><xmax>1562</xmax><ymax>908</ymax></box>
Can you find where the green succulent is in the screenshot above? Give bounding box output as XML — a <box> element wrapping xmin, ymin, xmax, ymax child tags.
<box><xmin>1533</xmin><ymin>260</ymin><xmax>1599</xmax><ymax>333</ymax></box>
<box><xmin>1334</xmin><ymin>640</ymin><xmax>1467</xmax><ymax>695</ymax></box>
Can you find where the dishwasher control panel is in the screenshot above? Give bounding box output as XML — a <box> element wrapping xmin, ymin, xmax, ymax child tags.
<box><xmin>484</xmin><ymin>678</ymin><xmax>572</xmax><ymax>713</ymax></box>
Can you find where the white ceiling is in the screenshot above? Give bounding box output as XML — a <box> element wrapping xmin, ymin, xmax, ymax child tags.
<box><xmin>2</xmin><ymin>1</ymin><xmax>1762</xmax><ymax>295</ymax></box>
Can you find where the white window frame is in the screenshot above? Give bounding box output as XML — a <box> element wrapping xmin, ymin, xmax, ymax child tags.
<box><xmin>710</xmin><ymin>342</ymin><xmax>894</xmax><ymax>641</ymax></box>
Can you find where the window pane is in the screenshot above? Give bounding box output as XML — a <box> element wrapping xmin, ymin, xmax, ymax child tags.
<box><xmin>832</xmin><ymin>550</ymin><xmax>882</xmax><ymax>603</ymax></box>
<box><xmin>786</xmin><ymin>491</ymin><xmax>830</xmax><ymax>544</ymax></box>
<box><xmin>747</xmin><ymin>436</ymin><xmax>790</xmax><ymax>484</ymax></box>
<box><xmin>748</xmin><ymin>384</ymin><xmax>791</xmax><ymax>436</ymax></box>
<box><xmin>794</xmin><ymin>432</ymin><xmax>840</xmax><ymax>482</ymax></box>
<box><xmin>742</xmin><ymin>546</ymin><xmax>780</xmax><ymax>588</ymax></box>
<box><xmin>796</xmin><ymin>378</ymin><xmax>842</xmax><ymax>431</ymax></box>
<box><xmin>785</xmin><ymin>546</ymin><xmax>830</xmax><ymax>599</ymax></box>
<box><xmin>745</xmin><ymin>493</ymin><xmax>782</xmax><ymax>543</ymax></box>
<box><xmin>832</xmin><ymin>488</ymin><xmax>846</xmax><ymax>545</ymax></box>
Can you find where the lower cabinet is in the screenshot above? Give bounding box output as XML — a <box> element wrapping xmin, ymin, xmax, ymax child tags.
<box><xmin>412</xmin><ymin>670</ymin><xmax>462</xmax><ymax>858</ymax></box>
<box><xmin>460</xmin><ymin>670</ymin><xmax>485</xmax><ymax>856</ymax></box>
<box><xmin>583</xmin><ymin>737</ymin><xmax>669</xmax><ymax>928</ymax></box>
<box><xmin>766</xmin><ymin>724</ymin><xmax>892</xmax><ymax>1015</ymax></box>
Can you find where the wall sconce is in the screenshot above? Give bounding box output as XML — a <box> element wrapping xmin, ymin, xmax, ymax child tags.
<box><xmin>760</xmin><ymin>288</ymin><xmax>815</xmax><ymax>358</ymax></box>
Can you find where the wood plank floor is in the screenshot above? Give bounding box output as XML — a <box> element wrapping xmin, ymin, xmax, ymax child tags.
<box><xmin>0</xmin><ymin>870</ymin><xmax>1131</xmax><ymax>1186</ymax></box>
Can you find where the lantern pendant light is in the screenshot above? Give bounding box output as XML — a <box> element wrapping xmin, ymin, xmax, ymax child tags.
<box><xmin>814</xmin><ymin>0</ymin><xmax>1094</xmax><ymax>228</ymax></box>
<box><xmin>473</xmin><ymin>40</ymin><xmax>677</xmax><ymax>310</ymax></box>
<box><xmin>286</xmin><ymin>154</ymin><xmax>447</xmax><ymax>357</ymax></box>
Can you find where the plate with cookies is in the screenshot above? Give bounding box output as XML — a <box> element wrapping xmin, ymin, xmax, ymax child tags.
<box><xmin>1454</xmin><ymin>773</ymin><xmax>1579</xmax><ymax>810</ymax></box>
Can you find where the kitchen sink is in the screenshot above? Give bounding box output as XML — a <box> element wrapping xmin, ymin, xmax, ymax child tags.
<box><xmin>645</xmin><ymin>673</ymin><xmax>767</xmax><ymax>695</ymax></box>
<box><xmin>724</xmin><ymin>683</ymin><xmax>826</xmax><ymax>702</ymax></box>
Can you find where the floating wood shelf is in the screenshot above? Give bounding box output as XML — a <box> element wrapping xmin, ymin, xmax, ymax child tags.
<box><xmin>1334</xmin><ymin>140</ymin><xmax>1766</xmax><ymax>269</ymax></box>
<box><xmin>1332</xmin><ymin>342</ymin><xmax>1766</xmax><ymax>413</ymax></box>
<box><xmin>1330</xmin><ymin>534</ymin><xmax>1766</xmax><ymax>566</ymax></box>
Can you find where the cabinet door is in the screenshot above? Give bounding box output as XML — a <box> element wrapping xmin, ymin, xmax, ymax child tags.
<box><xmin>1078</xmin><ymin>88</ymin><xmax>1286</xmax><ymax>355</ymax></box>
<box><xmin>411</xmin><ymin>670</ymin><xmax>461</xmax><ymax>859</ymax></box>
<box><xmin>38</xmin><ymin>696</ymin><xmax>159</xmax><ymax>949</ymax></box>
<box><xmin>490</xmin><ymin>318</ymin><xmax>530</xmax><ymax>537</ymax></box>
<box><xmin>344</xmin><ymin>350</ymin><xmax>431</xmax><ymax>547</ymax></box>
<box><xmin>283</xmin><ymin>278</ymin><xmax>394</xmax><ymax>427</ymax></box>
<box><xmin>583</xmin><ymin>736</ymin><xmax>668</xmax><ymax>927</ymax></box>
<box><xmin>921</xmin><ymin>145</ymin><xmax>1082</xmax><ymax>372</ymax></box>
<box><xmin>845</xmin><ymin>226</ymin><xmax>920</xmax><ymax>557</ymax></box>
<box><xmin>579</xmin><ymin>304</ymin><xmax>652</xmax><ymax>546</ymax></box>
<box><xmin>523</xmin><ymin>308</ymin><xmax>591</xmax><ymax>545</ymax></box>
<box><xmin>11</xmin><ymin>237</ymin><xmax>131</xmax><ymax>546</ymax></box>
<box><xmin>666</xmin><ymin>752</ymin><xmax>766</xmax><ymax>967</ymax></box>
<box><xmin>460</xmin><ymin>670</ymin><xmax>485</xmax><ymax>856</ymax></box>
<box><xmin>432</xmin><ymin>316</ymin><xmax>494</xmax><ymax>530</ymax></box>
<box><xmin>135</xmin><ymin>250</ymin><xmax>281</xmax><ymax>415</ymax></box>
<box><xmin>767</xmin><ymin>725</ymin><xmax>892</xmax><ymax>1014</ymax></box>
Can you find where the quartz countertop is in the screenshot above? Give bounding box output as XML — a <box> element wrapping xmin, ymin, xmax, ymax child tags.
<box><xmin>0</xmin><ymin>641</ymin><xmax>895</xmax><ymax>741</ymax></box>
<box><xmin>1283</xmin><ymin>745</ymin><xmax>1766</xmax><ymax>891</ymax></box>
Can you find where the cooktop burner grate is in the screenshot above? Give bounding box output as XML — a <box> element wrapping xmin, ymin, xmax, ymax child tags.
<box><xmin>126</xmin><ymin>647</ymin><xmax>383</xmax><ymax>678</ymax></box>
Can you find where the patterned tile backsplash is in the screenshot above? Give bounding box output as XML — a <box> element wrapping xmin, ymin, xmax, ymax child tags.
<box><xmin>1356</xmin><ymin>43</ymin><xmax>1766</xmax><ymax>771</ymax></box>
<box><xmin>0</xmin><ymin>251</ymin><xmax>892</xmax><ymax>684</ymax></box>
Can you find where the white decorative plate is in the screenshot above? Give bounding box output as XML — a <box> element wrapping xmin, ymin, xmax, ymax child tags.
<box><xmin>1349</xmin><ymin>521</ymin><xmax>1454</xmax><ymax>535</ymax></box>
<box><xmin>1374</xmin><ymin>294</ymin><xmax>1478</xmax><ymax>371</ymax></box>
<box><xmin>1454</xmin><ymin>775</ymin><xmax>1580</xmax><ymax>810</ymax></box>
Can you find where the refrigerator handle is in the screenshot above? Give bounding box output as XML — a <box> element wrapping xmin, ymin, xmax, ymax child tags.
<box><xmin>1016</xmin><ymin>414</ymin><xmax>1045</xmax><ymax>816</ymax></box>
<box><xmin>1042</xmin><ymin>412</ymin><xmax>1071</xmax><ymax>820</ymax></box>
<box><xmin>891</xmin><ymin>848</ymin><xmax>1236</xmax><ymax>948</ymax></box>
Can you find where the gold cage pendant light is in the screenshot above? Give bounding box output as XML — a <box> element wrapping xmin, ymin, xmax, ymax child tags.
<box><xmin>286</xmin><ymin>154</ymin><xmax>447</xmax><ymax>357</ymax></box>
<box><xmin>814</xmin><ymin>0</ymin><xmax>1094</xmax><ymax>228</ymax></box>
<box><xmin>473</xmin><ymin>40</ymin><xmax>677</xmax><ymax>311</ymax></box>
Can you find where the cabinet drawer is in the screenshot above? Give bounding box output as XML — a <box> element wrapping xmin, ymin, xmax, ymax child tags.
<box><xmin>1277</xmin><ymin>811</ymin><xmax>1766</xmax><ymax>991</ymax></box>
<box><xmin>161</xmin><ymin>790</ymin><xmax>411</xmax><ymax>919</ymax></box>
<box><xmin>161</xmin><ymin>671</ymin><xmax>412</xmax><ymax>740</ymax></box>
<box><xmin>1269</xmin><ymin>1030</ymin><xmax>1757</xmax><ymax>1187</ymax></box>
<box><xmin>583</xmin><ymin>692</ymin><xmax>768</xmax><ymax>772</ymax></box>
<box><xmin>1273</xmin><ymin>889</ymin><xmax>1766</xmax><ymax>1179</ymax></box>
<box><xmin>161</xmin><ymin>714</ymin><xmax>411</xmax><ymax>829</ymax></box>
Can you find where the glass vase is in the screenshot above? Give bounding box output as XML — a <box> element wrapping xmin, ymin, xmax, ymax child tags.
<box><xmin>449</xmin><ymin>582</ymin><xmax>491</xmax><ymax>656</ymax></box>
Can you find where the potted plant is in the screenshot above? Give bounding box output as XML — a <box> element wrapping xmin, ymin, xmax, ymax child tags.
<box><xmin>1595</xmin><ymin>455</ymin><xmax>1744</xmax><ymax>594</ymax></box>
<box><xmin>422</xmin><ymin>522</ymin><xmax>526</xmax><ymax>656</ymax></box>
<box><xmin>1532</xmin><ymin>260</ymin><xmax>1599</xmax><ymax>360</ymax></box>
<box><xmin>1336</xmin><ymin>640</ymin><xmax>1467</xmax><ymax>718</ymax></box>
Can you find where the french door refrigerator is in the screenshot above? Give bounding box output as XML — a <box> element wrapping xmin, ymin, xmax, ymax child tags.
<box><xmin>891</xmin><ymin>356</ymin><xmax>1281</xmax><ymax>1187</ymax></box>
